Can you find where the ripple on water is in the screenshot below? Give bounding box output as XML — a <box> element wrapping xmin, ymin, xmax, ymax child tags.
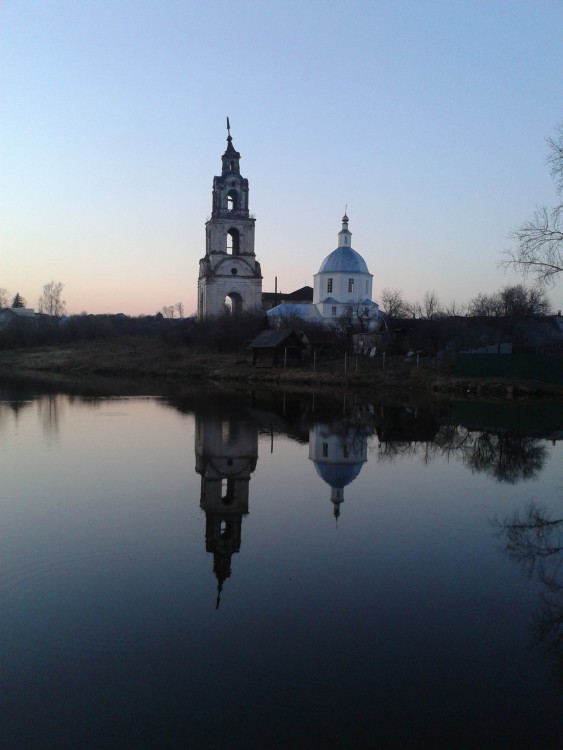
<box><xmin>1</xmin><ymin>547</ymin><xmax>172</xmax><ymax>664</ymax></box>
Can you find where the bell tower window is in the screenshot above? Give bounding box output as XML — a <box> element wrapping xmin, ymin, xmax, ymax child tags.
<box><xmin>327</xmin><ymin>278</ymin><xmax>333</xmax><ymax>293</ymax></box>
<box><xmin>348</xmin><ymin>278</ymin><xmax>354</xmax><ymax>293</ymax></box>
<box><xmin>227</xmin><ymin>190</ymin><xmax>238</xmax><ymax>211</ymax></box>
<box><xmin>227</xmin><ymin>228</ymin><xmax>240</xmax><ymax>255</ymax></box>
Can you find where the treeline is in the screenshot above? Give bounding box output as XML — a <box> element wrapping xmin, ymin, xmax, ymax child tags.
<box><xmin>0</xmin><ymin>311</ymin><xmax>268</xmax><ymax>353</ymax></box>
<box><xmin>0</xmin><ymin>284</ymin><xmax>557</xmax><ymax>357</ymax></box>
<box><xmin>381</xmin><ymin>284</ymin><xmax>552</xmax><ymax>320</ymax></box>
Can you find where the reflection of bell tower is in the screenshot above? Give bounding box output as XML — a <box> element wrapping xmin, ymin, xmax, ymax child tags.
<box><xmin>309</xmin><ymin>422</ymin><xmax>369</xmax><ymax>520</ymax></box>
<box><xmin>197</xmin><ymin>119</ymin><xmax>262</xmax><ymax>319</ymax></box>
<box><xmin>195</xmin><ymin>410</ymin><xmax>258</xmax><ymax>607</ymax></box>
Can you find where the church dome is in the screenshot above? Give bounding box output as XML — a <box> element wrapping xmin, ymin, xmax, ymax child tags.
<box><xmin>314</xmin><ymin>461</ymin><xmax>363</xmax><ymax>489</ymax></box>
<box><xmin>318</xmin><ymin>246</ymin><xmax>369</xmax><ymax>274</ymax></box>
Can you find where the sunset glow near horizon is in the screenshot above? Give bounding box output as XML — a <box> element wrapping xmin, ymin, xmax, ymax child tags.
<box><xmin>1</xmin><ymin>1</ymin><xmax>562</xmax><ymax>316</ymax></box>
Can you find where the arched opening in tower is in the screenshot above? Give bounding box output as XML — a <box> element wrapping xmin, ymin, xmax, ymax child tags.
<box><xmin>227</xmin><ymin>228</ymin><xmax>240</xmax><ymax>254</ymax></box>
<box><xmin>221</xmin><ymin>478</ymin><xmax>235</xmax><ymax>506</ymax></box>
<box><xmin>224</xmin><ymin>292</ymin><xmax>243</xmax><ymax>315</ymax></box>
<box><xmin>227</xmin><ymin>190</ymin><xmax>238</xmax><ymax>212</ymax></box>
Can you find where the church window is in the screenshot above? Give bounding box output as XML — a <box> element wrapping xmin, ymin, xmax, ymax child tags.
<box><xmin>343</xmin><ymin>443</ymin><xmax>349</xmax><ymax>458</ymax></box>
<box><xmin>322</xmin><ymin>442</ymin><xmax>328</xmax><ymax>458</ymax></box>
<box><xmin>331</xmin><ymin>306</ymin><xmax>337</xmax><ymax>316</ymax></box>
<box><xmin>231</xmin><ymin>268</ymin><xmax>237</xmax><ymax>275</ymax></box>
<box><xmin>227</xmin><ymin>228</ymin><xmax>240</xmax><ymax>254</ymax></box>
<box><xmin>348</xmin><ymin>278</ymin><xmax>354</xmax><ymax>293</ymax></box>
<box><xmin>365</xmin><ymin>280</ymin><xmax>369</xmax><ymax>294</ymax></box>
<box><xmin>227</xmin><ymin>189</ymin><xmax>238</xmax><ymax>211</ymax></box>
<box><xmin>327</xmin><ymin>278</ymin><xmax>333</xmax><ymax>293</ymax></box>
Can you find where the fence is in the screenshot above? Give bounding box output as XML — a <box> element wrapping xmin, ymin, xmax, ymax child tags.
<box><xmin>454</xmin><ymin>354</ymin><xmax>563</xmax><ymax>384</ymax></box>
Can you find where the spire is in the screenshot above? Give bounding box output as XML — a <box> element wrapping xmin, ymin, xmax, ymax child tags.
<box><xmin>225</xmin><ymin>115</ymin><xmax>236</xmax><ymax>152</ymax></box>
<box><xmin>338</xmin><ymin>210</ymin><xmax>352</xmax><ymax>247</ymax></box>
<box><xmin>213</xmin><ymin>553</ymin><xmax>231</xmax><ymax>610</ymax></box>
<box><xmin>222</xmin><ymin>117</ymin><xmax>240</xmax><ymax>174</ymax></box>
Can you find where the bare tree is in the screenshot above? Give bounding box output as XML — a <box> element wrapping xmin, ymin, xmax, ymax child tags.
<box><xmin>175</xmin><ymin>301</ymin><xmax>184</xmax><ymax>318</ymax></box>
<box><xmin>443</xmin><ymin>299</ymin><xmax>467</xmax><ymax>316</ymax></box>
<box><xmin>468</xmin><ymin>291</ymin><xmax>504</xmax><ymax>317</ymax></box>
<box><xmin>500</xmin><ymin>284</ymin><xmax>550</xmax><ymax>316</ymax></box>
<box><xmin>501</xmin><ymin>121</ymin><xmax>563</xmax><ymax>286</ymax></box>
<box><xmin>423</xmin><ymin>290</ymin><xmax>442</xmax><ymax>319</ymax></box>
<box><xmin>380</xmin><ymin>288</ymin><xmax>411</xmax><ymax>318</ymax></box>
<box><xmin>38</xmin><ymin>281</ymin><xmax>66</xmax><ymax>316</ymax></box>
<box><xmin>339</xmin><ymin>301</ymin><xmax>380</xmax><ymax>333</ymax></box>
<box><xmin>0</xmin><ymin>288</ymin><xmax>9</xmax><ymax>308</ymax></box>
<box><xmin>408</xmin><ymin>300</ymin><xmax>423</xmax><ymax>319</ymax></box>
<box><xmin>468</xmin><ymin>285</ymin><xmax>550</xmax><ymax>317</ymax></box>
<box><xmin>161</xmin><ymin>305</ymin><xmax>175</xmax><ymax>318</ymax></box>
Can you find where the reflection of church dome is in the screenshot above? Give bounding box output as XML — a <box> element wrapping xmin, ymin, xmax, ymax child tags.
<box><xmin>313</xmin><ymin>461</ymin><xmax>362</xmax><ymax>489</ymax></box>
<box><xmin>318</xmin><ymin>246</ymin><xmax>369</xmax><ymax>274</ymax></box>
<box><xmin>309</xmin><ymin>422</ymin><xmax>369</xmax><ymax>520</ymax></box>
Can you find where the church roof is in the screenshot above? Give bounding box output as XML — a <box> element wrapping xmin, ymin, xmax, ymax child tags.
<box><xmin>318</xmin><ymin>246</ymin><xmax>370</xmax><ymax>274</ymax></box>
<box><xmin>266</xmin><ymin>303</ymin><xmax>322</xmax><ymax>320</ymax></box>
<box><xmin>314</xmin><ymin>461</ymin><xmax>363</xmax><ymax>489</ymax></box>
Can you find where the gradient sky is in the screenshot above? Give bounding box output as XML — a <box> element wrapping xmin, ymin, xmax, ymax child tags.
<box><xmin>1</xmin><ymin>0</ymin><xmax>562</xmax><ymax>316</ymax></box>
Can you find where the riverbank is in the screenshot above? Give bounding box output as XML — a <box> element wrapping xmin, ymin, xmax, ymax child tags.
<box><xmin>0</xmin><ymin>340</ymin><xmax>561</xmax><ymax>399</ymax></box>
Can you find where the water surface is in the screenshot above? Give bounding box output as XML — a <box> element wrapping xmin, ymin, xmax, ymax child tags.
<box><xmin>1</xmin><ymin>380</ymin><xmax>562</xmax><ymax>748</ymax></box>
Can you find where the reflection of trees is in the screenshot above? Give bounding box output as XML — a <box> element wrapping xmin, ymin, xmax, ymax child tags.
<box><xmin>493</xmin><ymin>502</ymin><xmax>563</xmax><ymax>684</ymax></box>
<box><xmin>377</xmin><ymin>425</ymin><xmax>548</xmax><ymax>484</ymax></box>
<box><xmin>0</xmin><ymin>400</ymin><xmax>33</xmax><ymax>434</ymax></box>
<box><xmin>36</xmin><ymin>394</ymin><xmax>66</xmax><ymax>439</ymax></box>
<box><xmin>465</xmin><ymin>433</ymin><xmax>547</xmax><ymax>483</ymax></box>
<box><xmin>377</xmin><ymin>440</ymin><xmax>434</xmax><ymax>463</ymax></box>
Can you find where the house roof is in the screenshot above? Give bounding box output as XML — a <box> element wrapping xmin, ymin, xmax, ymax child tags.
<box><xmin>283</xmin><ymin>286</ymin><xmax>313</xmax><ymax>301</ymax></box>
<box><xmin>0</xmin><ymin>307</ymin><xmax>36</xmax><ymax>317</ymax></box>
<box><xmin>248</xmin><ymin>329</ymin><xmax>305</xmax><ymax>349</ymax></box>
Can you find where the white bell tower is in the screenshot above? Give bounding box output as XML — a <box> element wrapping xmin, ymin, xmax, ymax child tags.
<box><xmin>197</xmin><ymin>120</ymin><xmax>263</xmax><ymax>318</ymax></box>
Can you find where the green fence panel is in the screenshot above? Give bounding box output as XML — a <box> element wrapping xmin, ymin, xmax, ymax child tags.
<box><xmin>453</xmin><ymin>354</ymin><xmax>563</xmax><ymax>384</ymax></box>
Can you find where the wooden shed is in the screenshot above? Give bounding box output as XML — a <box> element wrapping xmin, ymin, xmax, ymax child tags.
<box><xmin>248</xmin><ymin>329</ymin><xmax>306</xmax><ymax>368</ymax></box>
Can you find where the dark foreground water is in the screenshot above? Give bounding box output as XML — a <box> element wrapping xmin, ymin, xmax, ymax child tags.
<box><xmin>1</xmin><ymin>379</ymin><xmax>562</xmax><ymax>749</ymax></box>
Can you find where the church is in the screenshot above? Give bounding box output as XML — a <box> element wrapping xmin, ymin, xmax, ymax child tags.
<box><xmin>197</xmin><ymin>121</ymin><xmax>262</xmax><ymax>318</ymax></box>
<box><xmin>267</xmin><ymin>211</ymin><xmax>381</xmax><ymax>329</ymax></box>
<box><xmin>198</xmin><ymin>124</ymin><xmax>381</xmax><ymax>327</ymax></box>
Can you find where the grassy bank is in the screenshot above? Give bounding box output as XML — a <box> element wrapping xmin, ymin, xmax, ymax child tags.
<box><xmin>0</xmin><ymin>339</ymin><xmax>561</xmax><ymax>399</ymax></box>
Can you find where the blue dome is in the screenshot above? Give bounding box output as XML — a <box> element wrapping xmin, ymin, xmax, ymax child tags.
<box><xmin>314</xmin><ymin>462</ymin><xmax>362</xmax><ymax>489</ymax></box>
<box><xmin>318</xmin><ymin>246</ymin><xmax>369</xmax><ymax>274</ymax></box>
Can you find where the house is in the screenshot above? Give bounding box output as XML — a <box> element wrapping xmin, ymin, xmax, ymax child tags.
<box><xmin>262</xmin><ymin>285</ymin><xmax>313</xmax><ymax>310</ymax></box>
<box><xmin>248</xmin><ymin>329</ymin><xmax>307</xmax><ymax>368</ymax></box>
<box><xmin>0</xmin><ymin>307</ymin><xmax>38</xmax><ymax>329</ymax></box>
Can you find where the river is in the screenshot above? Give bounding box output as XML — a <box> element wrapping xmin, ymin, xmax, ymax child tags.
<box><xmin>1</xmin><ymin>378</ymin><xmax>562</xmax><ymax>749</ymax></box>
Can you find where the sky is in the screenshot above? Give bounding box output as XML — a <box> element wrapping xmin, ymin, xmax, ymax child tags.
<box><xmin>1</xmin><ymin>0</ymin><xmax>562</xmax><ymax>316</ymax></box>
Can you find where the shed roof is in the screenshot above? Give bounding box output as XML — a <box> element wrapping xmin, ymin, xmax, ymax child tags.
<box><xmin>248</xmin><ymin>329</ymin><xmax>305</xmax><ymax>349</ymax></box>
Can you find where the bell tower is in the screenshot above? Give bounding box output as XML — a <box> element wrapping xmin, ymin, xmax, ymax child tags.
<box><xmin>197</xmin><ymin>120</ymin><xmax>263</xmax><ymax>318</ymax></box>
<box><xmin>195</xmin><ymin>406</ymin><xmax>258</xmax><ymax>608</ymax></box>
